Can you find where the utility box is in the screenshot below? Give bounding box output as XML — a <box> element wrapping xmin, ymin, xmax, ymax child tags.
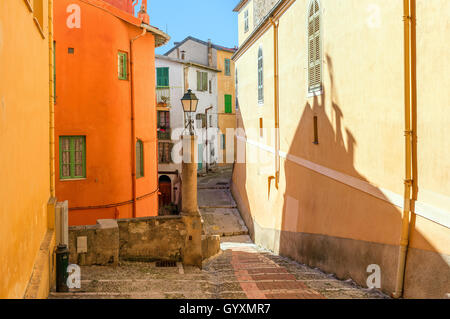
<box><xmin>55</xmin><ymin>200</ymin><xmax>69</xmax><ymax>247</ymax></box>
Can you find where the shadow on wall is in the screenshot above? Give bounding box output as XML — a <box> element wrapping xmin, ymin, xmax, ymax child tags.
<box><xmin>232</xmin><ymin>54</ymin><xmax>450</xmax><ymax>298</ymax></box>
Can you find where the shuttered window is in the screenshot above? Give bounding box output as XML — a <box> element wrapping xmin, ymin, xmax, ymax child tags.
<box><xmin>197</xmin><ymin>71</ymin><xmax>208</xmax><ymax>91</ymax></box>
<box><xmin>244</xmin><ymin>10</ymin><xmax>249</xmax><ymax>33</ymax></box>
<box><xmin>225</xmin><ymin>94</ymin><xmax>232</xmax><ymax>113</ymax></box>
<box><xmin>225</xmin><ymin>59</ymin><xmax>231</xmax><ymax>76</ymax></box>
<box><xmin>118</xmin><ymin>52</ymin><xmax>128</xmax><ymax>80</ymax></box>
<box><xmin>308</xmin><ymin>0</ymin><xmax>322</xmax><ymax>93</ymax></box>
<box><xmin>136</xmin><ymin>140</ymin><xmax>144</xmax><ymax>178</ymax></box>
<box><xmin>157</xmin><ymin>67</ymin><xmax>169</xmax><ymax>87</ymax></box>
<box><xmin>59</xmin><ymin>136</ymin><xmax>86</xmax><ymax>179</ymax></box>
<box><xmin>158</xmin><ymin>142</ymin><xmax>173</xmax><ymax>163</ymax></box>
<box><xmin>257</xmin><ymin>47</ymin><xmax>264</xmax><ymax>103</ymax></box>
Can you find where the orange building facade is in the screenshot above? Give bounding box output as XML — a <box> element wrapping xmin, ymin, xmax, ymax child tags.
<box><xmin>54</xmin><ymin>0</ymin><xmax>169</xmax><ymax>225</ymax></box>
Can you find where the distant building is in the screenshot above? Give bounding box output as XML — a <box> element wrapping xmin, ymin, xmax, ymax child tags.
<box><xmin>164</xmin><ymin>37</ymin><xmax>237</xmax><ymax>172</ymax></box>
<box><xmin>232</xmin><ymin>0</ymin><xmax>450</xmax><ymax>298</ymax></box>
<box><xmin>54</xmin><ymin>0</ymin><xmax>169</xmax><ymax>225</ymax></box>
<box><xmin>155</xmin><ymin>52</ymin><xmax>221</xmax><ymax>213</ymax></box>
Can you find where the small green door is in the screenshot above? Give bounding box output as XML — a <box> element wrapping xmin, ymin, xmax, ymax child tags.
<box><xmin>198</xmin><ymin>144</ymin><xmax>203</xmax><ymax>170</ymax></box>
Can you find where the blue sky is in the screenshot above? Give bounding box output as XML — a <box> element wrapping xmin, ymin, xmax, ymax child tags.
<box><xmin>135</xmin><ymin>0</ymin><xmax>239</xmax><ymax>55</ymax></box>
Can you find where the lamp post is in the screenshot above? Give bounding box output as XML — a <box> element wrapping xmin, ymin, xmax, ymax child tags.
<box><xmin>181</xmin><ymin>89</ymin><xmax>199</xmax><ymax>135</ymax></box>
<box><xmin>180</xmin><ymin>89</ymin><xmax>202</xmax><ymax>267</ymax></box>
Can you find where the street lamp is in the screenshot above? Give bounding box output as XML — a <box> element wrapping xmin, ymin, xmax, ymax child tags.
<box><xmin>181</xmin><ymin>89</ymin><xmax>199</xmax><ymax>135</ymax></box>
<box><xmin>180</xmin><ymin>89</ymin><xmax>202</xmax><ymax>267</ymax></box>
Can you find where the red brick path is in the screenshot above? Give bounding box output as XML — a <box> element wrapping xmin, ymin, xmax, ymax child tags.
<box><xmin>230</xmin><ymin>249</ymin><xmax>325</xmax><ymax>299</ymax></box>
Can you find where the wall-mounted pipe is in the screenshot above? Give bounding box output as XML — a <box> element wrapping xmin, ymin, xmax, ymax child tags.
<box><xmin>393</xmin><ymin>0</ymin><xmax>417</xmax><ymax>299</ymax></box>
<box><xmin>129</xmin><ymin>27</ymin><xmax>147</xmax><ymax>218</ymax></box>
<box><xmin>48</xmin><ymin>0</ymin><xmax>55</xmax><ymax>198</ymax></box>
<box><xmin>268</xmin><ymin>17</ymin><xmax>280</xmax><ymax>191</ymax></box>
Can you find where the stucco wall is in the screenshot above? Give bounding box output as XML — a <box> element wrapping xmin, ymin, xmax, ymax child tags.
<box><xmin>54</xmin><ymin>0</ymin><xmax>159</xmax><ymax>226</ymax></box>
<box><xmin>0</xmin><ymin>0</ymin><xmax>54</xmax><ymax>298</ymax></box>
<box><xmin>232</xmin><ymin>0</ymin><xmax>450</xmax><ymax>298</ymax></box>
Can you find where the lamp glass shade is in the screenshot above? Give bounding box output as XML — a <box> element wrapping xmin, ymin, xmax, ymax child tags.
<box><xmin>181</xmin><ymin>89</ymin><xmax>199</xmax><ymax>113</ymax></box>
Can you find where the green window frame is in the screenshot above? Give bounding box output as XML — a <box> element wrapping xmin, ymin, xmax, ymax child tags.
<box><xmin>118</xmin><ymin>51</ymin><xmax>128</xmax><ymax>80</ymax></box>
<box><xmin>224</xmin><ymin>59</ymin><xmax>231</xmax><ymax>76</ymax></box>
<box><xmin>224</xmin><ymin>94</ymin><xmax>232</xmax><ymax>113</ymax></box>
<box><xmin>59</xmin><ymin>136</ymin><xmax>86</xmax><ymax>180</ymax></box>
<box><xmin>156</xmin><ymin>67</ymin><xmax>169</xmax><ymax>87</ymax></box>
<box><xmin>136</xmin><ymin>139</ymin><xmax>144</xmax><ymax>178</ymax></box>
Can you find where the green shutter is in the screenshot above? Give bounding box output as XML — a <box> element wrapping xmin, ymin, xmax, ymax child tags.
<box><xmin>157</xmin><ymin>67</ymin><xmax>169</xmax><ymax>87</ymax></box>
<box><xmin>225</xmin><ymin>94</ymin><xmax>232</xmax><ymax>113</ymax></box>
<box><xmin>198</xmin><ymin>71</ymin><xmax>201</xmax><ymax>90</ymax></box>
<box><xmin>202</xmin><ymin>72</ymin><xmax>208</xmax><ymax>91</ymax></box>
<box><xmin>225</xmin><ymin>59</ymin><xmax>230</xmax><ymax>76</ymax></box>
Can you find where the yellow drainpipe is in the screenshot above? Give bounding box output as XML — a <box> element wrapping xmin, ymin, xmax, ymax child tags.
<box><xmin>48</xmin><ymin>0</ymin><xmax>55</xmax><ymax>198</ymax></box>
<box><xmin>268</xmin><ymin>17</ymin><xmax>280</xmax><ymax>193</ymax></box>
<box><xmin>393</xmin><ymin>0</ymin><xmax>417</xmax><ymax>299</ymax></box>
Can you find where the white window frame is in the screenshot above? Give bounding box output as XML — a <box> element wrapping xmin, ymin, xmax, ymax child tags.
<box><xmin>257</xmin><ymin>46</ymin><xmax>264</xmax><ymax>105</ymax></box>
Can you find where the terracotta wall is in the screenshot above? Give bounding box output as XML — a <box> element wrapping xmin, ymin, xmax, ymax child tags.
<box><xmin>54</xmin><ymin>0</ymin><xmax>158</xmax><ymax>226</ymax></box>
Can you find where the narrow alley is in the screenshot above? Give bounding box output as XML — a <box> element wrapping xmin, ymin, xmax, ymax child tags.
<box><xmin>49</xmin><ymin>167</ymin><xmax>387</xmax><ymax>299</ymax></box>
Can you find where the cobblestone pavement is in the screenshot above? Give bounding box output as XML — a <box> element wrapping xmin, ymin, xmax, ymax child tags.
<box><xmin>49</xmin><ymin>165</ymin><xmax>388</xmax><ymax>299</ymax></box>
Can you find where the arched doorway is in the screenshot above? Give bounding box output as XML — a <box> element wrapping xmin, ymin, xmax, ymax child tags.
<box><xmin>158</xmin><ymin>175</ymin><xmax>172</xmax><ymax>213</ymax></box>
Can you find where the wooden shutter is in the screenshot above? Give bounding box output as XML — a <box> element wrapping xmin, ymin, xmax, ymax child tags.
<box><xmin>197</xmin><ymin>71</ymin><xmax>201</xmax><ymax>91</ymax></box>
<box><xmin>157</xmin><ymin>67</ymin><xmax>169</xmax><ymax>87</ymax></box>
<box><xmin>308</xmin><ymin>0</ymin><xmax>321</xmax><ymax>93</ymax></box>
<box><xmin>202</xmin><ymin>72</ymin><xmax>208</xmax><ymax>91</ymax></box>
<box><xmin>258</xmin><ymin>48</ymin><xmax>263</xmax><ymax>102</ymax></box>
<box><xmin>225</xmin><ymin>95</ymin><xmax>232</xmax><ymax>113</ymax></box>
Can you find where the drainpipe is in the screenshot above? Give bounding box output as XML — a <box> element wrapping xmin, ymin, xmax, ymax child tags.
<box><xmin>268</xmin><ymin>18</ymin><xmax>280</xmax><ymax>191</ymax></box>
<box><xmin>205</xmin><ymin>106</ymin><xmax>213</xmax><ymax>173</ymax></box>
<box><xmin>48</xmin><ymin>0</ymin><xmax>55</xmax><ymax>198</ymax></box>
<box><xmin>130</xmin><ymin>27</ymin><xmax>147</xmax><ymax>218</ymax></box>
<box><xmin>393</xmin><ymin>0</ymin><xmax>417</xmax><ymax>299</ymax></box>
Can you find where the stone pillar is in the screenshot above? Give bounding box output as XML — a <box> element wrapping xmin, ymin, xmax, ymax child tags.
<box><xmin>181</xmin><ymin>135</ymin><xmax>203</xmax><ymax>268</ymax></box>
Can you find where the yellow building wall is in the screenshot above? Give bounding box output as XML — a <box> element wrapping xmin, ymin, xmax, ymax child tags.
<box><xmin>237</xmin><ymin>0</ymin><xmax>254</xmax><ymax>46</ymax></box>
<box><xmin>232</xmin><ymin>0</ymin><xmax>450</xmax><ymax>298</ymax></box>
<box><xmin>0</xmin><ymin>0</ymin><xmax>55</xmax><ymax>298</ymax></box>
<box><xmin>217</xmin><ymin>50</ymin><xmax>236</xmax><ymax>165</ymax></box>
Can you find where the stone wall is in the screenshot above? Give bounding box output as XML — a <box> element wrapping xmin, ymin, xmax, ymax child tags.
<box><xmin>253</xmin><ymin>0</ymin><xmax>278</xmax><ymax>26</ymax></box>
<box><xmin>68</xmin><ymin>215</ymin><xmax>220</xmax><ymax>266</ymax></box>
<box><xmin>118</xmin><ymin>216</ymin><xmax>186</xmax><ymax>262</ymax></box>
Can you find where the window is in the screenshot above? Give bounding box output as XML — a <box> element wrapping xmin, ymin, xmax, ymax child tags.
<box><xmin>209</xmin><ymin>80</ymin><xmax>212</xmax><ymax>93</ymax></box>
<box><xmin>225</xmin><ymin>59</ymin><xmax>231</xmax><ymax>76</ymax></box>
<box><xmin>221</xmin><ymin>134</ymin><xmax>226</xmax><ymax>150</ymax></box>
<box><xmin>118</xmin><ymin>52</ymin><xmax>128</xmax><ymax>80</ymax></box>
<box><xmin>225</xmin><ymin>94</ymin><xmax>232</xmax><ymax>113</ymax></box>
<box><xmin>157</xmin><ymin>111</ymin><xmax>171</xmax><ymax>140</ymax></box>
<box><xmin>259</xmin><ymin>118</ymin><xmax>264</xmax><ymax>138</ymax></box>
<box><xmin>308</xmin><ymin>0</ymin><xmax>322</xmax><ymax>93</ymax></box>
<box><xmin>196</xmin><ymin>113</ymin><xmax>206</xmax><ymax>129</ymax></box>
<box><xmin>313</xmin><ymin>115</ymin><xmax>319</xmax><ymax>144</ymax></box>
<box><xmin>59</xmin><ymin>136</ymin><xmax>86</xmax><ymax>179</ymax></box>
<box><xmin>158</xmin><ymin>142</ymin><xmax>173</xmax><ymax>163</ymax></box>
<box><xmin>258</xmin><ymin>47</ymin><xmax>264</xmax><ymax>103</ymax></box>
<box><xmin>244</xmin><ymin>10</ymin><xmax>249</xmax><ymax>33</ymax></box>
<box><xmin>136</xmin><ymin>140</ymin><xmax>144</xmax><ymax>178</ymax></box>
<box><xmin>197</xmin><ymin>71</ymin><xmax>208</xmax><ymax>91</ymax></box>
<box><xmin>156</xmin><ymin>67</ymin><xmax>169</xmax><ymax>87</ymax></box>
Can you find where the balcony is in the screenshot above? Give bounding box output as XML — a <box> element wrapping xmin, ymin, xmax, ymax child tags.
<box><xmin>157</xmin><ymin>128</ymin><xmax>171</xmax><ymax>140</ymax></box>
<box><xmin>156</xmin><ymin>86</ymin><xmax>171</xmax><ymax>107</ymax></box>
